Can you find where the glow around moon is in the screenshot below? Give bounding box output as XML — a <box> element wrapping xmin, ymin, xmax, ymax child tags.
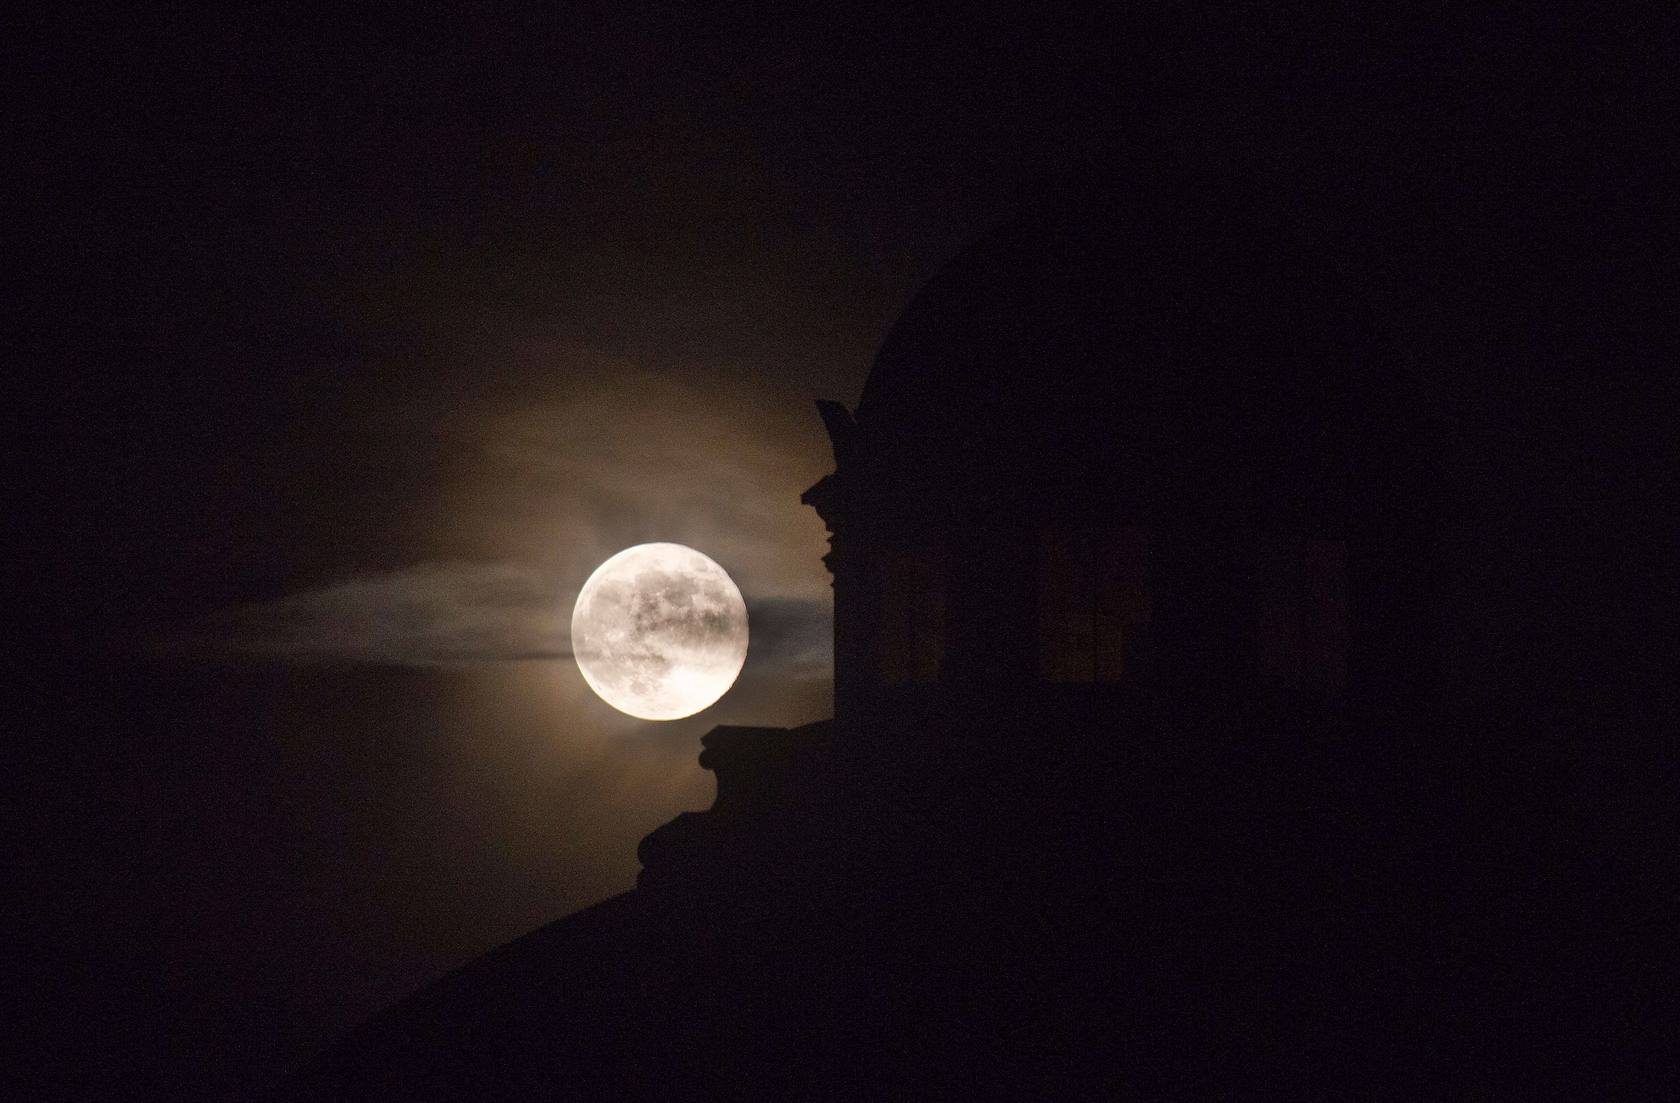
<box><xmin>570</xmin><ymin>543</ymin><xmax>749</xmax><ymax>720</ymax></box>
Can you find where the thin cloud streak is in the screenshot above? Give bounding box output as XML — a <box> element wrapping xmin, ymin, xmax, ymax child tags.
<box><xmin>188</xmin><ymin>561</ymin><xmax>833</xmax><ymax>675</ymax></box>
<box><xmin>192</xmin><ymin>562</ymin><xmax>570</xmax><ymax>666</ymax></box>
<box><xmin>183</xmin><ymin>355</ymin><xmax>839</xmax><ymax>674</ymax></box>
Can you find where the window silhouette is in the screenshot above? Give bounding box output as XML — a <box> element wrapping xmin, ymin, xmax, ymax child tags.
<box><xmin>878</xmin><ymin>544</ymin><xmax>946</xmax><ymax>685</ymax></box>
<box><xmin>1038</xmin><ymin>526</ymin><xmax>1152</xmax><ymax>683</ymax></box>
<box><xmin>1254</xmin><ymin>533</ymin><xmax>1347</xmax><ymax>690</ymax></box>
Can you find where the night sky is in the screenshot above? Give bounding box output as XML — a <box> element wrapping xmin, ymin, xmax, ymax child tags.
<box><xmin>12</xmin><ymin>8</ymin><xmax>1139</xmax><ymax>1098</ymax></box>
<box><xmin>9</xmin><ymin>7</ymin><xmax>1671</xmax><ymax>1100</ymax></box>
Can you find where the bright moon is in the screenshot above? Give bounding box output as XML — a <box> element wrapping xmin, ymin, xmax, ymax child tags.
<box><xmin>570</xmin><ymin>543</ymin><xmax>749</xmax><ymax>721</ymax></box>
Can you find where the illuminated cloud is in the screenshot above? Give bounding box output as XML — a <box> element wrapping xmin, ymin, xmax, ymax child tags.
<box><xmin>189</xmin><ymin>560</ymin><xmax>831</xmax><ymax>674</ymax></box>
<box><xmin>194</xmin><ymin>562</ymin><xmax>570</xmax><ymax>665</ymax></box>
<box><xmin>184</xmin><ymin>352</ymin><xmax>837</xmax><ymax>677</ymax></box>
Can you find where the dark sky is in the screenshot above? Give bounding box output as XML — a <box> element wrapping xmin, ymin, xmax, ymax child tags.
<box><xmin>9</xmin><ymin>7</ymin><xmax>1144</xmax><ymax>1099</ymax></box>
<box><xmin>9</xmin><ymin>6</ymin><xmax>1669</xmax><ymax>1100</ymax></box>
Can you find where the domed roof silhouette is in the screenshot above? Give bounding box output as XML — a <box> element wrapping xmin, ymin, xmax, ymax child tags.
<box><xmin>840</xmin><ymin>148</ymin><xmax>1421</xmax><ymax>538</ymax></box>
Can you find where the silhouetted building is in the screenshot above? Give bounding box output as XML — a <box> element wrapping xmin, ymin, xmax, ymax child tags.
<box><xmin>803</xmin><ymin>153</ymin><xmax>1436</xmax><ymax>747</ymax></box>
<box><xmin>272</xmin><ymin>38</ymin><xmax>1671</xmax><ymax>1100</ymax></box>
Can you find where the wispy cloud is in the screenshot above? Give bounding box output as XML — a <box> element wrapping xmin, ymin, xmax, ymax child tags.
<box><xmin>191</xmin><ymin>562</ymin><xmax>570</xmax><ymax>666</ymax></box>
<box><xmin>183</xmin><ymin>352</ymin><xmax>839</xmax><ymax>675</ymax></box>
<box><xmin>185</xmin><ymin>561</ymin><xmax>832</xmax><ymax>675</ymax></box>
<box><xmin>743</xmin><ymin>595</ymin><xmax>833</xmax><ymax>678</ymax></box>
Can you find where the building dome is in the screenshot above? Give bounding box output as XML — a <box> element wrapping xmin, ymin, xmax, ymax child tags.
<box><xmin>845</xmin><ymin>149</ymin><xmax>1421</xmax><ymax>540</ymax></box>
<box><xmin>805</xmin><ymin>144</ymin><xmax>1443</xmax><ymax>723</ymax></box>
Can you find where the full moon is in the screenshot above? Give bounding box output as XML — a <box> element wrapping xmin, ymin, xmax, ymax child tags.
<box><xmin>570</xmin><ymin>543</ymin><xmax>749</xmax><ymax>720</ymax></box>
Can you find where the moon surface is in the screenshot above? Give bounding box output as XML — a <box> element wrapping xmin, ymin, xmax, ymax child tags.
<box><xmin>571</xmin><ymin>543</ymin><xmax>749</xmax><ymax>720</ymax></box>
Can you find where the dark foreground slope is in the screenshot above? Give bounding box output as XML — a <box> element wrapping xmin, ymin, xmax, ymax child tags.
<box><xmin>272</xmin><ymin>701</ymin><xmax>1668</xmax><ymax>1100</ymax></box>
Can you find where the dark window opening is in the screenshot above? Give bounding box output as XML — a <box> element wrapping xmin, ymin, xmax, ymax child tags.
<box><xmin>1302</xmin><ymin>538</ymin><xmax>1348</xmax><ymax>688</ymax></box>
<box><xmin>1038</xmin><ymin>526</ymin><xmax>1152</xmax><ymax>683</ymax></box>
<box><xmin>1254</xmin><ymin>533</ymin><xmax>1347</xmax><ymax>690</ymax></box>
<box><xmin>878</xmin><ymin>544</ymin><xmax>946</xmax><ymax>685</ymax></box>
